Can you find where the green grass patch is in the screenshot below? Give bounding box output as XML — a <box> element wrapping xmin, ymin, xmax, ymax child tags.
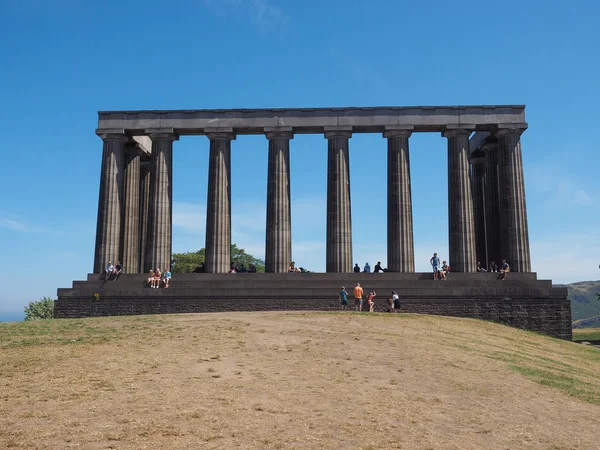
<box><xmin>572</xmin><ymin>328</ymin><xmax>600</xmax><ymax>341</ymax></box>
<box><xmin>509</xmin><ymin>364</ymin><xmax>600</xmax><ymax>404</ymax></box>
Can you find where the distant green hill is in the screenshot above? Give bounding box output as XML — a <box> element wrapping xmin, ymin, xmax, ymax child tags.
<box><xmin>565</xmin><ymin>280</ymin><xmax>600</xmax><ymax>325</ymax></box>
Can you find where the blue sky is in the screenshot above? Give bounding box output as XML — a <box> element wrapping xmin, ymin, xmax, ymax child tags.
<box><xmin>1</xmin><ymin>0</ymin><xmax>598</xmax><ymax>322</ymax></box>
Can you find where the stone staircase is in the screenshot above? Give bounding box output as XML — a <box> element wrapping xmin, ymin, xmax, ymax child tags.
<box><xmin>55</xmin><ymin>272</ymin><xmax>571</xmax><ymax>340</ymax></box>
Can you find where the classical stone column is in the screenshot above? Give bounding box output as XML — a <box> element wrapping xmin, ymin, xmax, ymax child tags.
<box><xmin>205</xmin><ymin>131</ymin><xmax>234</xmax><ymax>273</ymax></box>
<box><xmin>470</xmin><ymin>152</ymin><xmax>487</xmax><ymax>269</ymax></box>
<box><xmin>445</xmin><ymin>129</ymin><xmax>477</xmax><ymax>272</ymax></box>
<box><xmin>496</xmin><ymin>128</ymin><xmax>531</xmax><ymax>272</ymax></box>
<box><xmin>265</xmin><ymin>128</ymin><xmax>293</xmax><ymax>273</ymax></box>
<box><xmin>385</xmin><ymin>128</ymin><xmax>414</xmax><ymax>272</ymax></box>
<box><xmin>121</xmin><ymin>147</ymin><xmax>141</xmax><ymax>273</ymax></box>
<box><xmin>325</xmin><ymin>128</ymin><xmax>353</xmax><ymax>273</ymax></box>
<box><xmin>483</xmin><ymin>142</ymin><xmax>501</xmax><ymax>268</ymax></box>
<box><xmin>138</xmin><ymin>158</ymin><xmax>151</xmax><ymax>273</ymax></box>
<box><xmin>145</xmin><ymin>130</ymin><xmax>177</xmax><ymax>272</ymax></box>
<box><xmin>93</xmin><ymin>132</ymin><xmax>127</xmax><ymax>273</ymax></box>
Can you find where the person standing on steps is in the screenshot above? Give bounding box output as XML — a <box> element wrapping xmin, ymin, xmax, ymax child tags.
<box><xmin>339</xmin><ymin>286</ymin><xmax>349</xmax><ymax>310</ymax></box>
<box><xmin>353</xmin><ymin>283</ymin><xmax>364</xmax><ymax>311</ymax></box>
<box><xmin>430</xmin><ymin>253</ymin><xmax>440</xmax><ymax>280</ymax></box>
<box><xmin>353</xmin><ymin>263</ymin><xmax>360</xmax><ymax>273</ymax></box>
<box><xmin>363</xmin><ymin>262</ymin><xmax>371</xmax><ymax>273</ymax></box>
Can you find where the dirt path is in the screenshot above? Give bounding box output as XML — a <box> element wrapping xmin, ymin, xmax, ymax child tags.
<box><xmin>1</xmin><ymin>312</ymin><xmax>599</xmax><ymax>449</ymax></box>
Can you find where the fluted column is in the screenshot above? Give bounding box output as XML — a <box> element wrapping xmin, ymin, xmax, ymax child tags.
<box><xmin>325</xmin><ymin>128</ymin><xmax>353</xmax><ymax>273</ymax></box>
<box><xmin>496</xmin><ymin>128</ymin><xmax>531</xmax><ymax>272</ymax></box>
<box><xmin>93</xmin><ymin>132</ymin><xmax>127</xmax><ymax>273</ymax></box>
<box><xmin>138</xmin><ymin>159</ymin><xmax>151</xmax><ymax>273</ymax></box>
<box><xmin>471</xmin><ymin>152</ymin><xmax>487</xmax><ymax>268</ymax></box>
<box><xmin>121</xmin><ymin>147</ymin><xmax>140</xmax><ymax>273</ymax></box>
<box><xmin>385</xmin><ymin>128</ymin><xmax>414</xmax><ymax>272</ymax></box>
<box><xmin>145</xmin><ymin>130</ymin><xmax>177</xmax><ymax>272</ymax></box>
<box><xmin>205</xmin><ymin>131</ymin><xmax>234</xmax><ymax>273</ymax></box>
<box><xmin>483</xmin><ymin>143</ymin><xmax>501</xmax><ymax>268</ymax></box>
<box><xmin>445</xmin><ymin>129</ymin><xmax>477</xmax><ymax>272</ymax></box>
<box><xmin>265</xmin><ymin>129</ymin><xmax>293</xmax><ymax>273</ymax></box>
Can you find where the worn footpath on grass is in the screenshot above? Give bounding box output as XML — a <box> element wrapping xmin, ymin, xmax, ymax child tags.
<box><xmin>1</xmin><ymin>312</ymin><xmax>600</xmax><ymax>449</ymax></box>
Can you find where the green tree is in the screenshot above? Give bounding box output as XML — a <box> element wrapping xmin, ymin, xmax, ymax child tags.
<box><xmin>24</xmin><ymin>297</ymin><xmax>55</xmax><ymax>321</ymax></box>
<box><xmin>172</xmin><ymin>244</ymin><xmax>265</xmax><ymax>273</ymax></box>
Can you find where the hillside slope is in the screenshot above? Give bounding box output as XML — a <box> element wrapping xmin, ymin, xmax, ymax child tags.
<box><xmin>1</xmin><ymin>312</ymin><xmax>600</xmax><ymax>449</ymax></box>
<box><xmin>567</xmin><ymin>280</ymin><xmax>600</xmax><ymax>322</ymax></box>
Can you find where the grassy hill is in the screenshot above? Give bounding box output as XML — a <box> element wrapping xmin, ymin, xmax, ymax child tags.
<box><xmin>567</xmin><ymin>280</ymin><xmax>600</xmax><ymax>324</ymax></box>
<box><xmin>1</xmin><ymin>312</ymin><xmax>600</xmax><ymax>449</ymax></box>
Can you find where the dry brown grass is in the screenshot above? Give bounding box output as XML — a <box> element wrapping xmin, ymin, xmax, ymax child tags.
<box><xmin>1</xmin><ymin>312</ymin><xmax>600</xmax><ymax>449</ymax></box>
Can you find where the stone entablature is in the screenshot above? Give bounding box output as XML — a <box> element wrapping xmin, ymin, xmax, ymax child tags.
<box><xmin>97</xmin><ymin>105</ymin><xmax>526</xmax><ymax>135</ymax></box>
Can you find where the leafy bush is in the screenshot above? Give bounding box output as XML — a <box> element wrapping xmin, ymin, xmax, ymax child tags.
<box><xmin>24</xmin><ymin>297</ymin><xmax>55</xmax><ymax>321</ymax></box>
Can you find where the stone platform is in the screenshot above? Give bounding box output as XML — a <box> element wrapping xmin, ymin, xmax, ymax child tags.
<box><xmin>55</xmin><ymin>272</ymin><xmax>571</xmax><ymax>340</ymax></box>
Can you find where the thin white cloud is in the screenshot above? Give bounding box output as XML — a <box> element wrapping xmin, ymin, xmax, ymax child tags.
<box><xmin>528</xmin><ymin>167</ymin><xmax>596</xmax><ymax>207</ymax></box>
<box><xmin>202</xmin><ymin>0</ymin><xmax>288</xmax><ymax>31</ymax></box>
<box><xmin>0</xmin><ymin>217</ymin><xmax>46</xmax><ymax>233</ymax></box>
<box><xmin>531</xmin><ymin>232</ymin><xmax>600</xmax><ymax>283</ymax></box>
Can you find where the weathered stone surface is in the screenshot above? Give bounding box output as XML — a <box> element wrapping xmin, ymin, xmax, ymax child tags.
<box><xmin>385</xmin><ymin>129</ymin><xmax>414</xmax><ymax>272</ymax></box>
<box><xmin>93</xmin><ymin>133</ymin><xmax>127</xmax><ymax>273</ymax></box>
<box><xmin>483</xmin><ymin>143</ymin><xmax>502</xmax><ymax>268</ymax></box>
<box><xmin>471</xmin><ymin>152</ymin><xmax>487</xmax><ymax>268</ymax></box>
<box><xmin>205</xmin><ymin>132</ymin><xmax>234</xmax><ymax>273</ymax></box>
<box><xmin>445</xmin><ymin>129</ymin><xmax>477</xmax><ymax>272</ymax></box>
<box><xmin>138</xmin><ymin>159</ymin><xmax>151</xmax><ymax>273</ymax></box>
<box><xmin>55</xmin><ymin>272</ymin><xmax>571</xmax><ymax>340</ymax></box>
<box><xmin>145</xmin><ymin>132</ymin><xmax>177</xmax><ymax>272</ymax></box>
<box><xmin>265</xmin><ymin>130</ymin><xmax>293</xmax><ymax>273</ymax></box>
<box><xmin>121</xmin><ymin>148</ymin><xmax>140</xmax><ymax>273</ymax></box>
<box><xmin>497</xmin><ymin>129</ymin><xmax>531</xmax><ymax>272</ymax></box>
<box><xmin>325</xmin><ymin>129</ymin><xmax>352</xmax><ymax>273</ymax></box>
<box><xmin>97</xmin><ymin>105</ymin><xmax>527</xmax><ymax>134</ymax></box>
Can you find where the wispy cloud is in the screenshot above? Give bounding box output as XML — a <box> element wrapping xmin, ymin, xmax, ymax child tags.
<box><xmin>202</xmin><ymin>0</ymin><xmax>288</xmax><ymax>31</ymax></box>
<box><xmin>0</xmin><ymin>217</ymin><xmax>47</xmax><ymax>233</ymax></box>
<box><xmin>531</xmin><ymin>232</ymin><xmax>600</xmax><ymax>284</ymax></box>
<box><xmin>528</xmin><ymin>167</ymin><xmax>596</xmax><ymax>208</ymax></box>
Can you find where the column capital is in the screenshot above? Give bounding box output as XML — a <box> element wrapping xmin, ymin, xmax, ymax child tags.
<box><xmin>384</xmin><ymin>126</ymin><xmax>413</xmax><ymax>139</ymax></box>
<box><xmin>324</xmin><ymin>126</ymin><xmax>352</xmax><ymax>140</ymax></box>
<box><xmin>265</xmin><ymin>127</ymin><xmax>293</xmax><ymax>140</ymax></box>
<box><xmin>96</xmin><ymin>128</ymin><xmax>128</xmax><ymax>142</ymax></box>
<box><xmin>443</xmin><ymin>127</ymin><xmax>474</xmax><ymax>138</ymax></box>
<box><xmin>494</xmin><ymin>126</ymin><xmax>527</xmax><ymax>138</ymax></box>
<box><xmin>206</xmin><ymin>128</ymin><xmax>236</xmax><ymax>141</ymax></box>
<box><xmin>145</xmin><ymin>128</ymin><xmax>179</xmax><ymax>141</ymax></box>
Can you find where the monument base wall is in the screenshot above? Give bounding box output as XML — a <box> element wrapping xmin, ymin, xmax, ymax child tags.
<box><xmin>55</xmin><ymin>273</ymin><xmax>572</xmax><ymax>340</ymax></box>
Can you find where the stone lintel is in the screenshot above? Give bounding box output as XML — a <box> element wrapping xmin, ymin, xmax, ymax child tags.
<box><xmin>131</xmin><ymin>136</ymin><xmax>152</xmax><ymax>155</ymax></box>
<box><xmin>496</xmin><ymin>122</ymin><xmax>528</xmax><ymax>131</ymax></box>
